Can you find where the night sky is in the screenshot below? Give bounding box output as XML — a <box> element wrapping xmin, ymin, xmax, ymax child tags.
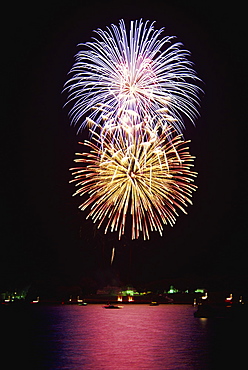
<box><xmin>2</xmin><ymin>1</ymin><xmax>247</xmax><ymax>294</ymax></box>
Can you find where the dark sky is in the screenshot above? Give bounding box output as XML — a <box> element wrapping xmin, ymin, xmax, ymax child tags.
<box><xmin>2</xmin><ymin>1</ymin><xmax>247</xmax><ymax>292</ymax></box>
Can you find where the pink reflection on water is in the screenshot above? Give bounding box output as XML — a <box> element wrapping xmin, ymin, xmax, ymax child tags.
<box><xmin>65</xmin><ymin>304</ymin><xmax>209</xmax><ymax>369</ymax></box>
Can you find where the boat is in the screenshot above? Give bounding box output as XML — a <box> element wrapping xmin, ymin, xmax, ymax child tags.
<box><xmin>77</xmin><ymin>297</ymin><xmax>87</xmax><ymax>306</ymax></box>
<box><xmin>150</xmin><ymin>301</ymin><xmax>159</xmax><ymax>306</ymax></box>
<box><xmin>103</xmin><ymin>304</ymin><xmax>123</xmax><ymax>309</ymax></box>
<box><xmin>78</xmin><ymin>301</ymin><xmax>87</xmax><ymax>306</ymax></box>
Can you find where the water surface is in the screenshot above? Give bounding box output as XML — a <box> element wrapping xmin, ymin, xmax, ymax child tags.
<box><xmin>3</xmin><ymin>304</ymin><xmax>245</xmax><ymax>369</ymax></box>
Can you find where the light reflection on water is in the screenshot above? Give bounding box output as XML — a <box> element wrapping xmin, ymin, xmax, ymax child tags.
<box><xmin>75</xmin><ymin>305</ymin><xmax>208</xmax><ymax>370</ymax></box>
<box><xmin>4</xmin><ymin>304</ymin><xmax>245</xmax><ymax>369</ymax></box>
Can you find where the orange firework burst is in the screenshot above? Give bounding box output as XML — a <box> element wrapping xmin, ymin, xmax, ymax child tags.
<box><xmin>70</xmin><ymin>126</ymin><xmax>197</xmax><ymax>240</ymax></box>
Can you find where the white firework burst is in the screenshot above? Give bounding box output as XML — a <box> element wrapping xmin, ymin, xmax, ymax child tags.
<box><xmin>64</xmin><ymin>19</ymin><xmax>202</xmax><ymax>134</ymax></box>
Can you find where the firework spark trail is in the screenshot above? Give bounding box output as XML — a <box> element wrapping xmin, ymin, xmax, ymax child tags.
<box><xmin>111</xmin><ymin>247</ymin><xmax>115</xmax><ymax>265</ymax></box>
<box><xmin>64</xmin><ymin>19</ymin><xmax>202</xmax><ymax>135</ymax></box>
<box><xmin>70</xmin><ymin>125</ymin><xmax>197</xmax><ymax>240</ymax></box>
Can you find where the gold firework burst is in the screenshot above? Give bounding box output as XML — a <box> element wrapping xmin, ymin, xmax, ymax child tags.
<box><xmin>70</xmin><ymin>126</ymin><xmax>197</xmax><ymax>240</ymax></box>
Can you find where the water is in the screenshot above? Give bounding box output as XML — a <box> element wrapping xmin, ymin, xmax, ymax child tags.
<box><xmin>2</xmin><ymin>304</ymin><xmax>246</xmax><ymax>369</ymax></box>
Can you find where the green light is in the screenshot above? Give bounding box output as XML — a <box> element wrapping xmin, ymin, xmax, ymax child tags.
<box><xmin>195</xmin><ymin>288</ymin><xmax>205</xmax><ymax>293</ymax></box>
<box><xmin>121</xmin><ymin>287</ymin><xmax>140</xmax><ymax>296</ymax></box>
<box><xmin>125</xmin><ymin>290</ymin><xmax>134</xmax><ymax>296</ymax></box>
<box><xmin>167</xmin><ymin>285</ymin><xmax>178</xmax><ymax>294</ymax></box>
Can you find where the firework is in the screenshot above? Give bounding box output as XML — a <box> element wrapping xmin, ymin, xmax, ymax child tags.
<box><xmin>70</xmin><ymin>125</ymin><xmax>197</xmax><ymax>240</ymax></box>
<box><xmin>64</xmin><ymin>19</ymin><xmax>202</xmax><ymax>134</ymax></box>
<box><xmin>65</xmin><ymin>19</ymin><xmax>202</xmax><ymax>241</ymax></box>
